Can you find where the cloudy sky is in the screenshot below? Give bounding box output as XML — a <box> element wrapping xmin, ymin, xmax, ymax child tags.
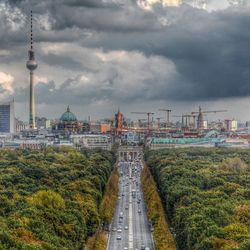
<box><xmin>1</xmin><ymin>0</ymin><xmax>250</xmax><ymax>122</ymax></box>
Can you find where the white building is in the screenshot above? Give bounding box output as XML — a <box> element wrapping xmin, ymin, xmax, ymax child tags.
<box><xmin>16</xmin><ymin>119</ymin><xmax>29</xmax><ymax>132</ymax></box>
<box><xmin>71</xmin><ymin>134</ymin><xmax>112</xmax><ymax>150</ymax></box>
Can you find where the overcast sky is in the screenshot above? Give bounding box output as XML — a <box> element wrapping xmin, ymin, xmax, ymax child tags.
<box><xmin>1</xmin><ymin>0</ymin><xmax>250</xmax><ymax>122</ymax></box>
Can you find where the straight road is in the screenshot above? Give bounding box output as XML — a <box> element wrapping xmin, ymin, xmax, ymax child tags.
<box><xmin>107</xmin><ymin>157</ymin><xmax>154</xmax><ymax>250</ymax></box>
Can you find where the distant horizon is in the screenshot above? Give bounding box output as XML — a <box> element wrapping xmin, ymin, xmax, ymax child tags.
<box><xmin>1</xmin><ymin>1</ymin><xmax>250</xmax><ymax>121</ymax></box>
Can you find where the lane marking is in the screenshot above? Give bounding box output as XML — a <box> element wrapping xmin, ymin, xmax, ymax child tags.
<box><xmin>128</xmin><ymin>164</ymin><xmax>134</xmax><ymax>250</ymax></box>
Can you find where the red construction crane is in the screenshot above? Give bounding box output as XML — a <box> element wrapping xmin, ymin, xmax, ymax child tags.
<box><xmin>159</xmin><ymin>109</ymin><xmax>172</xmax><ymax>127</ymax></box>
<box><xmin>131</xmin><ymin>112</ymin><xmax>154</xmax><ymax>135</ymax></box>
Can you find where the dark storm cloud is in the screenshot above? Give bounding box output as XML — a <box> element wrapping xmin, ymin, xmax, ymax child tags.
<box><xmin>3</xmin><ymin>0</ymin><xmax>250</xmax><ymax>103</ymax></box>
<box><xmin>6</xmin><ymin>0</ymin><xmax>160</xmax><ymax>32</ymax></box>
<box><xmin>82</xmin><ymin>5</ymin><xmax>250</xmax><ymax>101</ymax></box>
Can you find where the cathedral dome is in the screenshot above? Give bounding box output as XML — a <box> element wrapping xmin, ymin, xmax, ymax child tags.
<box><xmin>60</xmin><ymin>106</ymin><xmax>77</xmax><ymax>122</ymax></box>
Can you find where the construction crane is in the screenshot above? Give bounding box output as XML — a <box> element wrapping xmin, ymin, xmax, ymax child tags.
<box><xmin>159</xmin><ymin>109</ymin><xmax>172</xmax><ymax>127</ymax></box>
<box><xmin>131</xmin><ymin>112</ymin><xmax>154</xmax><ymax>135</ymax></box>
<box><xmin>191</xmin><ymin>106</ymin><xmax>227</xmax><ymax>130</ymax></box>
<box><xmin>173</xmin><ymin>114</ymin><xmax>189</xmax><ymax>128</ymax></box>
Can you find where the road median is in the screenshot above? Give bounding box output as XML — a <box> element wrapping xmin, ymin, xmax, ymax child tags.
<box><xmin>141</xmin><ymin>164</ymin><xmax>177</xmax><ymax>250</ymax></box>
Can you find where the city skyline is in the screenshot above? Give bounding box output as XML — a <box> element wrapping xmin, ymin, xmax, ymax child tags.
<box><xmin>0</xmin><ymin>0</ymin><xmax>250</xmax><ymax>121</ymax></box>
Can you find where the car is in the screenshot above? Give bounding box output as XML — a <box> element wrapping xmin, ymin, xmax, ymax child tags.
<box><xmin>124</xmin><ymin>247</ymin><xmax>128</xmax><ymax>250</ymax></box>
<box><xmin>125</xmin><ymin>205</ymin><xmax>129</xmax><ymax>210</ymax></box>
<box><xmin>138</xmin><ymin>209</ymin><xmax>141</xmax><ymax>214</ymax></box>
<box><xmin>124</xmin><ymin>225</ymin><xmax>128</xmax><ymax>230</ymax></box>
<box><xmin>141</xmin><ymin>245</ymin><xmax>145</xmax><ymax>250</ymax></box>
<box><xmin>112</xmin><ymin>227</ymin><xmax>117</xmax><ymax>232</ymax></box>
<box><xmin>137</xmin><ymin>200</ymin><xmax>140</xmax><ymax>204</ymax></box>
<box><xmin>118</xmin><ymin>196</ymin><xmax>121</xmax><ymax>200</ymax></box>
<box><xmin>117</xmin><ymin>228</ymin><xmax>122</xmax><ymax>233</ymax></box>
<box><xmin>116</xmin><ymin>235</ymin><xmax>122</xmax><ymax>240</ymax></box>
<box><xmin>145</xmin><ymin>247</ymin><xmax>150</xmax><ymax>250</ymax></box>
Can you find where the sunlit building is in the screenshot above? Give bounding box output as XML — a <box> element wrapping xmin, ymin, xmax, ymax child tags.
<box><xmin>225</xmin><ymin>119</ymin><xmax>238</xmax><ymax>132</ymax></box>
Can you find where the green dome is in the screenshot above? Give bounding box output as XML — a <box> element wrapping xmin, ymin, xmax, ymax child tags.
<box><xmin>60</xmin><ymin>106</ymin><xmax>77</xmax><ymax>122</ymax></box>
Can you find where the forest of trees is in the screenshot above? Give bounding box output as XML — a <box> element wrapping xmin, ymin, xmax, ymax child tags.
<box><xmin>0</xmin><ymin>147</ymin><xmax>116</xmax><ymax>250</ymax></box>
<box><xmin>141</xmin><ymin>165</ymin><xmax>176</xmax><ymax>250</ymax></box>
<box><xmin>145</xmin><ymin>148</ymin><xmax>250</xmax><ymax>250</ymax></box>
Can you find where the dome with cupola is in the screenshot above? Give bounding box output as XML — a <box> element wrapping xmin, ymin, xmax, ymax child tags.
<box><xmin>60</xmin><ymin>106</ymin><xmax>77</xmax><ymax>122</ymax></box>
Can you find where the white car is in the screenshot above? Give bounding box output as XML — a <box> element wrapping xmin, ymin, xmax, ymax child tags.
<box><xmin>124</xmin><ymin>225</ymin><xmax>128</xmax><ymax>230</ymax></box>
<box><xmin>116</xmin><ymin>235</ymin><xmax>122</xmax><ymax>240</ymax></box>
<box><xmin>117</xmin><ymin>228</ymin><xmax>122</xmax><ymax>233</ymax></box>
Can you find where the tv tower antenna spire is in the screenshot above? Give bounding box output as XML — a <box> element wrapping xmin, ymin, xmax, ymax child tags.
<box><xmin>26</xmin><ymin>10</ymin><xmax>38</xmax><ymax>129</ymax></box>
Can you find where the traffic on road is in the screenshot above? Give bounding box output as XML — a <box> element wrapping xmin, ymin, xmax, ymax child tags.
<box><xmin>107</xmin><ymin>155</ymin><xmax>154</xmax><ymax>250</ymax></box>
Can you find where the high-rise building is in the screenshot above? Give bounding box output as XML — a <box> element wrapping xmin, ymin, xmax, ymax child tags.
<box><xmin>197</xmin><ymin>106</ymin><xmax>204</xmax><ymax>130</ymax></box>
<box><xmin>225</xmin><ymin>119</ymin><xmax>238</xmax><ymax>132</ymax></box>
<box><xmin>0</xmin><ymin>101</ymin><xmax>15</xmax><ymax>133</ymax></box>
<box><xmin>115</xmin><ymin>109</ymin><xmax>124</xmax><ymax>135</ymax></box>
<box><xmin>26</xmin><ymin>11</ymin><xmax>38</xmax><ymax>129</ymax></box>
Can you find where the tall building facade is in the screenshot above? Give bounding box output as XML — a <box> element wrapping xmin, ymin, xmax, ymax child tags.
<box><xmin>0</xmin><ymin>101</ymin><xmax>15</xmax><ymax>133</ymax></box>
<box><xmin>115</xmin><ymin>109</ymin><xmax>124</xmax><ymax>135</ymax></box>
<box><xmin>225</xmin><ymin>119</ymin><xmax>238</xmax><ymax>132</ymax></box>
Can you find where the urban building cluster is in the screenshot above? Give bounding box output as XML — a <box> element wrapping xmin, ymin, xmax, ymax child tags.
<box><xmin>1</xmin><ymin>99</ymin><xmax>250</xmax><ymax>150</ymax></box>
<box><xmin>1</xmin><ymin>11</ymin><xmax>250</xmax><ymax>151</ymax></box>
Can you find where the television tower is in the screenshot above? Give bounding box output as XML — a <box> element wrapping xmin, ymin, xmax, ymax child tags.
<box><xmin>26</xmin><ymin>10</ymin><xmax>38</xmax><ymax>129</ymax></box>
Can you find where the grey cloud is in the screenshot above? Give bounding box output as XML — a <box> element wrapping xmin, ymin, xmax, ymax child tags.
<box><xmin>3</xmin><ymin>0</ymin><xmax>250</xmax><ymax>105</ymax></box>
<box><xmin>14</xmin><ymin>52</ymin><xmax>178</xmax><ymax>105</ymax></box>
<box><xmin>40</xmin><ymin>53</ymin><xmax>83</xmax><ymax>70</ymax></box>
<box><xmin>82</xmin><ymin>5</ymin><xmax>250</xmax><ymax>101</ymax></box>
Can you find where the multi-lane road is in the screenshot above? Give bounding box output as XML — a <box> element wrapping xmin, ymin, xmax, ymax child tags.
<box><xmin>107</xmin><ymin>158</ymin><xmax>155</xmax><ymax>250</ymax></box>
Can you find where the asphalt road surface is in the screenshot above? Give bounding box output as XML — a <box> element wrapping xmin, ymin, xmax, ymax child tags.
<box><xmin>107</xmin><ymin>158</ymin><xmax>155</xmax><ymax>250</ymax></box>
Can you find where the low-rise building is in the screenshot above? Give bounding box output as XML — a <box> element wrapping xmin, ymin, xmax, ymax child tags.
<box><xmin>71</xmin><ymin>134</ymin><xmax>112</xmax><ymax>150</ymax></box>
<box><xmin>16</xmin><ymin>119</ymin><xmax>29</xmax><ymax>132</ymax></box>
<box><xmin>36</xmin><ymin>117</ymin><xmax>51</xmax><ymax>129</ymax></box>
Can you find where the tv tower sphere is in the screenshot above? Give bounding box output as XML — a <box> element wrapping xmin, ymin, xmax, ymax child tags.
<box><xmin>26</xmin><ymin>57</ymin><xmax>38</xmax><ymax>71</ymax></box>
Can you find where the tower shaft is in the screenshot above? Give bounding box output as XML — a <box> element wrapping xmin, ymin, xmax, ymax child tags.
<box><xmin>29</xmin><ymin>71</ymin><xmax>35</xmax><ymax>129</ymax></box>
